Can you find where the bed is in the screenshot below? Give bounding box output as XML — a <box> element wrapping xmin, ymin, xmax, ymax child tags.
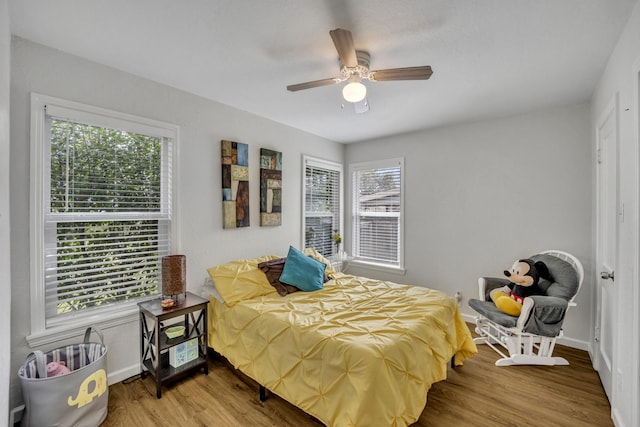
<box><xmin>204</xmin><ymin>250</ymin><xmax>477</xmax><ymax>427</ymax></box>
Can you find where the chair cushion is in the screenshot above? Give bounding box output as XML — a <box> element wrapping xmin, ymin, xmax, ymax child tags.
<box><xmin>468</xmin><ymin>298</ymin><xmax>518</xmax><ymax>328</ymax></box>
<box><xmin>530</xmin><ymin>254</ymin><xmax>578</xmax><ymax>301</ymax></box>
<box><xmin>523</xmin><ymin>295</ymin><xmax>569</xmax><ymax>337</ymax></box>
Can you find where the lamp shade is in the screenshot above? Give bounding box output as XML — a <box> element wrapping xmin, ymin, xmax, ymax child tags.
<box><xmin>162</xmin><ymin>255</ymin><xmax>186</xmax><ymax>296</ymax></box>
<box><xmin>342</xmin><ymin>76</ymin><xmax>367</xmax><ymax>103</ymax></box>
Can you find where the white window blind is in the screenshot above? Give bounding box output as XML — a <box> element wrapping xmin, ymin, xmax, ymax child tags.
<box><xmin>32</xmin><ymin>95</ymin><xmax>176</xmax><ymax>326</ymax></box>
<box><xmin>352</xmin><ymin>158</ymin><xmax>404</xmax><ymax>268</ymax></box>
<box><xmin>303</xmin><ymin>156</ymin><xmax>343</xmax><ymax>258</ymax></box>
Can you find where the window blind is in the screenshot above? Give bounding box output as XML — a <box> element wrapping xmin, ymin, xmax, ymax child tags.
<box><xmin>352</xmin><ymin>159</ymin><xmax>403</xmax><ymax>267</ymax></box>
<box><xmin>44</xmin><ymin>116</ymin><xmax>172</xmax><ymax>319</ymax></box>
<box><xmin>303</xmin><ymin>157</ymin><xmax>342</xmax><ymax>257</ymax></box>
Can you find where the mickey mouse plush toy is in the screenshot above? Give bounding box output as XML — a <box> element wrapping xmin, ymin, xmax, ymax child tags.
<box><xmin>490</xmin><ymin>258</ymin><xmax>550</xmax><ymax>317</ymax></box>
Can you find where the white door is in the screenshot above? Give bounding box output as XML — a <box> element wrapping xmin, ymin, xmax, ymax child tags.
<box><xmin>595</xmin><ymin>98</ymin><xmax>618</xmax><ymax>402</ymax></box>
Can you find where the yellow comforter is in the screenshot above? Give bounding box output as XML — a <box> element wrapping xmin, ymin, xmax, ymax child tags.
<box><xmin>208</xmin><ymin>273</ymin><xmax>477</xmax><ymax>427</ymax></box>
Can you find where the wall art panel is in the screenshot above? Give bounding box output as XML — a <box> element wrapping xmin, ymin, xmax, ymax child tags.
<box><xmin>221</xmin><ymin>140</ymin><xmax>250</xmax><ymax>228</ymax></box>
<box><xmin>260</xmin><ymin>148</ymin><xmax>282</xmax><ymax>226</ymax></box>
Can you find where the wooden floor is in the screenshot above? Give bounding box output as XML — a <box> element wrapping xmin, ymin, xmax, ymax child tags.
<box><xmin>103</xmin><ymin>330</ymin><xmax>612</xmax><ymax>427</ymax></box>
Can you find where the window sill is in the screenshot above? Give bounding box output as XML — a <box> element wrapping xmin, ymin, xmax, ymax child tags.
<box><xmin>26</xmin><ymin>304</ymin><xmax>140</xmax><ymax>348</ymax></box>
<box><xmin>349</xmin><ymin>260</ymin><xmax>406</xmax><ymax>276</ymax></box>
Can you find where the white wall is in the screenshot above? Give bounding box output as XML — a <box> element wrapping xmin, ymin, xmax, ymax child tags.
<box><xmin>1</xmin><ymin>0</ymin><xmax>12</xmax><ymax>424</ymax></box>
<box><xmin>345</xmin><ymin>103</ymin><xmax>593</xmax><ymax>347</ymax></box>
<box><xmin>9</xmin><ymin>37</ymin><xmax>343</xmax><ymax>410</ymax></box>
<box><xmin>591</xmin><ymin>0</ymin><xmax>640</xmax><ymax>425</ymax></box>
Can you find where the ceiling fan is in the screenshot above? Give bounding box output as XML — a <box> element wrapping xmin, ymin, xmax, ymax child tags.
<box><xmin>286</xmin><ymin>28</ymin><xmax>433</xmax><ymax>113</ymax></box>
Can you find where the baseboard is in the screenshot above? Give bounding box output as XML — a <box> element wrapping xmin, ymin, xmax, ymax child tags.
<box><xmin>9</xmin><ymin>404</ymin><xmax>25</xmax><ymax>426</ymax></box>
<box><xmin>108</xmin><ymin>364</ymin><xmax>141</xmax><ymax>385</ymax></box>
<box><xmin>461</xmin><ymin>312</ymin><xmax>590</xmax><ymax>351</ymax></box>
<box><xmin>612</xmin><ymin>407</ymin><xmax>625</xmax><ymax>427</ymax></box>
<box><xmin>557</xmin><ymin>335</ymin><xmax>589</xmax><ymax>351</ymax></box>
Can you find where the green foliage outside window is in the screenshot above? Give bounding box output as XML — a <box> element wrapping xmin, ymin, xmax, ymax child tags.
<box><xmin>50</xmin><ymin>121</ymin><xmax>161</xmax><ymax>213</ymax></box>
<box><xmin>49</xmin><ymin>120</ymin><xmax>164</xmax><ymax>314</ymax></box>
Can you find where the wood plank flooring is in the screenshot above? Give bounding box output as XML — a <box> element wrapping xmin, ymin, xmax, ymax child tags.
<box><xmin>103</xmin><ymin>329</ymin><xmax>612</xmax><ymax>427</ymax></box>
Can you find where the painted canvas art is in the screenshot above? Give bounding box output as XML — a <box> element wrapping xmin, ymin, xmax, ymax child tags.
<box><xmin>221</xmin><ymin>140</ymin><xmax>250</xmax><ymax>228</ymax></box>
<box><xmin>260</xmin><ymin>148</ymin><xmax>282</xmax><ymax>226</ymax></box>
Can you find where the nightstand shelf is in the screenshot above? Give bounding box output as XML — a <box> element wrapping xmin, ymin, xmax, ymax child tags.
<box><xmin>158</xmin><ymin>320</ymin><xmax>200</xmax><ymax>347</ymax></box>
<box><xmin>141</xmin><ymin>353</ymin><xmax>208</xmax><ymax>382</ymax></box>
<box><xmin>138</xmin><ymin>292</ymin><xmax>209</xmax><ymax>398</ymax></box>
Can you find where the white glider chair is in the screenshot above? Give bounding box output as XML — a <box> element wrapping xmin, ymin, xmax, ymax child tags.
<box><xmin>468</xmin><ymin>250</ymin><xmax>584</xmax><ymax>366</ymax></box>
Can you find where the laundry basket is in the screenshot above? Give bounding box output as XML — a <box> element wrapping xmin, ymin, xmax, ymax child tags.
<box><xmin>18</xmin><ymin>326</ymin><xmax>109</xmax><ymax>427</ymax></box>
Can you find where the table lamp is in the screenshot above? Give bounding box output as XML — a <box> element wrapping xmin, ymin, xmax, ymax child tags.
<box><xmin>162</xmin><ymin>255</ymin><xmax>186</xmax><ymax>303</ymax></box>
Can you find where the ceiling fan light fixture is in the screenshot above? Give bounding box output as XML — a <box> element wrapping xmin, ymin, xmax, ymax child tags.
<box><xmin>286</xmin><ymin>29</ymin><xmax>433</xmax><ymax>113</ymax></box>
<box><xmin>342</xmin><ymin>75</ymin><xmax>367</xmax><ymax>103</ymax></box>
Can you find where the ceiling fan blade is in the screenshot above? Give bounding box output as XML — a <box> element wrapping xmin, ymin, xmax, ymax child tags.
<box><xmin>287</xmin><ymin>77</ymin><xmax>341</xmax><ymax>92</ymax></box>
<box><xmin>370</xmin><ymin>66</ymin><xmax>433</xmax><ymax>81</ymax></box>
<box><xmin>330</xmin><ymin>28</ymin><xmax>358</xmax><ymax>68</ymax></box>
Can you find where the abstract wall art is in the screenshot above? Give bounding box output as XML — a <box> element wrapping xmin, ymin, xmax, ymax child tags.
<box><xmin>259</xmin><ymin>148</ymin><xmax>282</xmax><ymax>226</ymax></box>
<box><xmin>221</xmin><ymin>140</ymin><xmax>250</xmax><ymax>228</ymax></box>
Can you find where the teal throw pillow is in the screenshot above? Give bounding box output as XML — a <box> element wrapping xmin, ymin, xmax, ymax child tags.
<box><xmin>279</xmin><ymin>246</ymin><xmax>326</xmax><ymax>292</ymax></box>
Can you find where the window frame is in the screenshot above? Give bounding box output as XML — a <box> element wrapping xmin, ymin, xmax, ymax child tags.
<box><xmin>349</xmin><ymin>157</ymin><xmax>405</xmax><ymax>274</ymax></box>
<box><xmin>28</xmin><ymin>93</ymin><xmax>179</xmax><ymax>346</ymax></box>
<box><xmin>301</xmin><ymin>155</ymin><xmax>343</xmax><ymax>258</ymax></box>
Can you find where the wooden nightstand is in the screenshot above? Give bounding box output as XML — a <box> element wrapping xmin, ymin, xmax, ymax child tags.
<box><xmin>138</xmin><ymin>292</ymin><xmax>209</xmax><ymax>398</ymax></box>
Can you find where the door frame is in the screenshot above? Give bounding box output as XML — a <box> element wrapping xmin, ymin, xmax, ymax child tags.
<box><xmin>593</xmin><ymin>94</ymin><xmax>619</xmax><ymax>404</ymax></box>
<box><xmin>630</xmin><ymin>55</ymin><xmax>640</xmax><ymax>427</ymax></box>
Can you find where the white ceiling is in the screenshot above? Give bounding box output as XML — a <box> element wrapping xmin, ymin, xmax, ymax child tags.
<box><xmin>9</xmin><ymin>0</ymin><xmax>638</xmax><ymax>143</ymax></box>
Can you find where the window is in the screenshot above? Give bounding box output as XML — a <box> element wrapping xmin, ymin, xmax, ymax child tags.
<box><xmin>351</xmin><ymin>158</ymin><xmax>404</xmax><ymax>270</ymax></box>
<box><xmin>302</xmin><ymin>156</ymin><xmax>343</xmax><ymax>258</ymax></box>
<box><xmin>30</xmin><ymin>93</ymin><xmax>177</xmax><ymax>335</ymax></box>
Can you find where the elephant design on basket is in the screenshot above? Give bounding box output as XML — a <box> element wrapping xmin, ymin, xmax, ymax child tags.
<box><xmin>67</xmin><ymin>369</ymin><xmax>107</xmax><ymax>408</ymax></box>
